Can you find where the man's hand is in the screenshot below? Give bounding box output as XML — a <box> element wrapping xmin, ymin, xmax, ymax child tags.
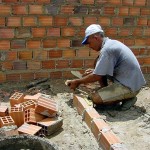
<box><xmin>82</xmin><ymin>68</ymin><xmax>94</xmax><ymax>77</ymax></box>
<box><xmin>65</xmin><ymin>79</ymin><xmax>80</xmax><ymax>90</ymax></box>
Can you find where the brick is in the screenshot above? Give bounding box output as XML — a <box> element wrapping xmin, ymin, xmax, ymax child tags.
<box><xmin>84</xmin><ymin>108</ymin><xmax>101</xmax><ymax>128</ymax></box>
<box><xmin>20</xmin><ymin>100</ymin><xmax>36</xmax><ymax>111</ymax></box>
<box><xmin>54</xmin><ymin>16</ymin><xmax>68</xmax><ymax>26</ymax></box>
<box><xmin>33</xmin><ymin>50</ymin><xmax>47</xmax><ymax>60</ymax></box>
<box><xmin>18</xmin><ymin>51</ymin><xmax>32</xmax><ymax>60</ymax></box>
<box><xmin>69</xmin><ymin>17</ymin><xmax>83</xmax><ymax>26</ymax></box>
<box><xmin>105</xmin><ymin>28</ymin><xmax>118</xmax><ymax>36</ymax></box>
<box><xmin>2</xmin><ymin>62</ymin><xmax>13</xmax><ymax>70</ymax></box>
<box><xmin>96</xmin><ymin>0</ymin><xmax>107</xmax><ymax>5</ymax></box>
<box><xmin>0</xmin><ymin>29</ymin><xmax>14</xmax><ymax>38</ymax></box>
<box><xmin>103</xmin><ymin>7</ymin><xmax>116</xmax><ymax>15</ymax></box>
<box><xmin>48</xmin><ymin>50</ymin><xmax>62</xmax><ymax>58</ymax></box>
<box><xmin>0</xmin><ymin>40</ymin><xmax>10</xmax><ymax>50</ymax></box>
<box><xmin>63</xmin><ymin>49</ymin><xmax>76</xmax><ymax>58</ymax></box>
<box><xmin>89</xmin><ymin>6</ymin><xmax>101</xmax><ymax>15</ymax></box>
<box><xmin>109</xmin><ymin>0</ymin><xmax>121</xmax><ymax>5</ymax></box>
<box><xmin>118</xmin><ymin>7</ymin><xmax>129</xmax><ymax>16</ymax></box>
<box><xmin>134</xmin><ymin>0</ymin><xmax>146</xmax><ymax>6</ymax></box>
<box><xmin>38</xmin><ymin>16</ymin><xmax>53</xmax><ymax>26</ymax></box>
<box><xmin>61</xmin><ymin>5</ymin><xmax>74</xmax><ymax>14</ymax></box>
<box><xmin>29</xmin><ymin>5</ymin><xmax>43</xmax><ymax>14</ymax></box>
<box><xmin>45</xmin><ymin>5</ymin><xmax>59</xmax><ymax>15</ymax></box>
<box><xmin>81</xmin><ymin>0</ymin><xmax>94</xmax><ymax>4</ymax></box>
<box><xmin>13</xmin><ymin>61</ymin><xmax>27</xmax><ymax>70</ymax></box>
<box><xmin>37</xmin><ymin>117</ymin><xmax>63</xmax><ymax>135</ymax></box>
<box><xmin>90</xmin><ymin>50</ymin><xmax>99</xmax><ymax>57</ymax></box>
<box><xmin>99</xmin><ymin>130</ymin><xmax>121</xmax><ymax>150</ymax></box>
<box><xmin>135</xmin><ymin>39</ymin><xmax>147</xmax><ymax>46</ymax></box>
<box><xmin>22</xmin><ymin>0</ymin><xmax>34</xmax><ymax>2</ymax></box>
<box><xmin>21</xmin><ymin>73</ymin><xmax>34</xmax><ymax>81</ymax></box>
<box><xmin>122</xmin><ymin>0</ymin><xmax>134</xmax><ymax>5</ymax></box>
<box><xmin>144</xmin><ymin>28</ymin><xmax>150</xmax><ymax>36</ymax></box>
<box><xmin>0</xmin><ymin>17</ymin><xmax>5</xmax><ymax>26</ymax></box>
<box><xmin>12</xmin><ymin>5</ymin><xmax>28</xmax><ymax>15</ymax></box>
<box><xmin>27</xmin><ymin>61</ymin><xmax>41</xmax><ymax>70</ymax></box>
<box><xmin>42</xmin><ymin>60</ymin><xmax>55</xmax><ymax>69</ymax></box>
<box><xmin>27</xmin><ymin>40</ymin><xmax>41</xmax><ymax>49</ymax></box>
<box><xmin>6</xmin><ymin>74</ymin><xmax>20</xmax><ymax>82</ymax></box>
<box><xmin>50</xmin><ymin>71</ymin><xmax>62</xmax><ymax>78</ymax></box>
<box><xmin>57</xmin><ymin>39</ymin><xmax>70</xmax><ymax>48</ymax></box>
<box><xmin>63</xmin><ymin>71</ymin><xmax>73</xmax><ymax>78</ymax></box>
<box><xmin>74</xmin><ymin>6</ymin><xmax>88</xmax><ymax>14</ymax></box>
<box><xmin>35</xmin><ymin>96</ymin><xmax>58</xmax><ymax>117</ymax></box>
<box><xmin>0</xmin><ymin>5</ymin><xmax>11</xmax><ymax>15</ymax></box>
<box><xmin>91</xmin><ymin>118</ymin><xmax>110</xmax><ymax>139</ymax></box>
<box><xmin>18</xmin><ymin>123</ymin><xmax>42</xmax><ymax>135</ymax></box>
<box><xmin>16</xmin><ymin>28</ymin><xmax>31</xmax><ymax>38</ymax></box>
<box><xmin>71</xmin><ymin>40</ymin><xmax>82</xmax><ymax>47</ymax></box>
<box><xmin>43</xmin><ymin>39</ymin><xmax>57</xmax><ymax>48</ymax></box>
<box><xmin>118</xmin><ymin>28</ymin><xmax>131</xmax><ymax>36</ymax></box>
<box><xmin>98</xmin><ymin>17</ymin><xmax>110</xmax><ymax>26</ymax></box>
<box><xmin>24</xmin><ymin>108</ymin><xmax>45</xmax><ymax>124</ymax></box>
<box><xmin>56</xmin><ymin>60</ymin><xmax>70</xmax><ymax>69</ymax></box>
<box><xmin>47</xmin><ymin>28</ymin><xmax>60</xmax><ymax>37</ymax></box>
<box><xmin>77</xmin><ymin>48</ymin><xmax>90</xmax><ymax>57</ymax></box>
<box><xmin>9</xmin><ymin>107</ymin><xmax>24</xmax><ymax>127</ymax></box>
<box><xmin>7</xmin><ymin>17</ymin><xmax>21</xmax><ymax>27</ymax></box>
<box><xmin>84</xmin><ymin>59</ymin><xmax>95</xmax><ymax>68</ymax></box>
<box><xmin>141</xmin><ymin>8</ymin><xmax>150</xmax><ymax>16</ymax></box>
<box><xmin>36</xmin><ymin>0</ymin><xmax>51</xmax><ymax>4</ymax></box>
<box><xmin>112</xmin><ymin>18</ymin><xmax>123</xmax><ymax>26</ymax></box>
<box><xmin>0</xmin><ymin>106</ymin><xmax>8</xmax><ymax>117</ymax></box>
<box><xmin>137</xmin><ymin>18</ymin><xmax>148</xmax><ymax>26</ymax></box>
<box><xmin>71</xmin><ymin>59</ymin><xmax>83</xmax><ymax>68</ymax></box>
<box><xmin>124</xmin><ymin>39</ymin><xmax>135</xmax><ymax>46</ymax></box>
<box><xmin>132</xmin><ymin>27</ymin><xmax>144</xmax><ymax>36</ymax></box>
<box><xmin>3</xmin><ymin>0</ymin><xmax>18</xmax><ymax>2</ymax></box>
<box><xmin>73</xmin><ymin>94</ymin><xmax>92</xmax><ymax>115</ymax></box>
<box><xmin>61</xmin><ymin>27</ymin><xmax>75</xmax><ymax>36</ymax></box>
<box><xmin>129</xmin><ymin>7</ymin><xmax>140</xmax><ymax>16</ymax></box>
<box><xmin>23</xmin><ymin>17</ymin><xmax>37</xmax><ymax>26</ymax></box>
<box><xmin>32</xmin><ymin>28</ymin><xmax>46</xmax><ymax>37</ymax></box>
<box><xmin>11</xmin><ymin>40</ymin><xmax>26</xmax><ymax>49</ymax></box>
<box><xmin>84</xmin><ymin>17</ymin><xmax>97</xmax><ymax>26</ymax></box>
<box><xmin>35</xmin><ymin>72</ymin><xmax>49</xmax><ymax>78</ymax></box>
<box><xmin>0</xmin><ymin>116</ymin><xmax>15</xmax><ymax>128</ymax></box>
<box><xmin>123</xmin><ymin>18</ymin><xmax>135</xmax><ymax>25</ymax></box>
<box><xmin>9</xmin><ymin>92</ymin><xmax>24</xmax><ymax>107</ymax></box>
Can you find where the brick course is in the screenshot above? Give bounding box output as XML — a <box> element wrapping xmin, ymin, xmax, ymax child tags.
<box><xmin>0</xmin><ymin>1</ymin><xmax>149</xmax><ymax>82</ymax></box>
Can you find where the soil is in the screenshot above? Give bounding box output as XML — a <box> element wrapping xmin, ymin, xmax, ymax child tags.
<box><xmin>0</xmin><ymin>76</ymin><xmax>150</xmax><ymax>150</ymax></box>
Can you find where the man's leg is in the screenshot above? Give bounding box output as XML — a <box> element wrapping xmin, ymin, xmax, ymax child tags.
<box><xmin>89</xmin><ymin>82</ymin><xmax>139</xmax><ymax>110</ymax></box>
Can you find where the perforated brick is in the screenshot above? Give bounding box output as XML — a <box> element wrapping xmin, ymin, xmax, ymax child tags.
<box><xmin>0</xmin><ymin>106</ymin><xmax>8</xmax><ymax>117</ymax></box>
<box><xmin>35</xmin><ymin>96</ymin><xmax>57</xmax><ymax>117</ymax></box>
<box><xmin>24</xmin><ymin>108</ymin><xmax>45</xmax><ymax>124</ymax></box>
<box><xmin>9</xmin><ymin>92</ymin><xmax>24</xmax><ymax>107</ymax></box>
<box><xmin>37</xmin><ymin>117</ymin><xmax>63</xmax><ymax>136</ymax></box>
<box><xmin>9</xmin><ymin>107</ymin><xmax>24</xmax><ymax>127</ymax></box>
<box><xmin>20</xmin><ymin>100</ymin><xmax>35</xmax><ymax>110</ymax></box>
<box><xmin>0</xmin><ymin>116</ymin><xmax>15</xmax><ymax>127</ymax></box>
<box><xmin>18</xmin><ymin>123</ymin><xmax>42</xmax><ymax>135</ymax></box>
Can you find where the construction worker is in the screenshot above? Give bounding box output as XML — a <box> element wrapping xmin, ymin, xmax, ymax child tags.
<box><xmin>67</xmin><ymin>24</ymin><xmax>146</xmax><ymax>110</ymax></box>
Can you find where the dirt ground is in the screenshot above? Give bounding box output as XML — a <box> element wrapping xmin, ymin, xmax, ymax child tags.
<box><xmin>0</xmin><ymin>75</ymin><xmax>150</xmax><ymax>150</ymax></box>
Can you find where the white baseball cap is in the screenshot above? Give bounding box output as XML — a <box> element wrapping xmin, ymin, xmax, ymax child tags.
<box><xmin>82</xmin><ymin>24</ymin><xmax>104</xmax><ymax>45</ymax></box>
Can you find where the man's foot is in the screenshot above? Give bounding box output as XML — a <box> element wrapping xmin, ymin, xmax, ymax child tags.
<box><xmin>120</xmin><ymin>97</ymin><xmax>137</xmax><ymax>111</ymax></box>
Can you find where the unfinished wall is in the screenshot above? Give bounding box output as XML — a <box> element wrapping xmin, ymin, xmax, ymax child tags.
<box><xmin>0</xmin><ymin>0</ymin><xmax>149</xmax><ymax>82</ymax></box>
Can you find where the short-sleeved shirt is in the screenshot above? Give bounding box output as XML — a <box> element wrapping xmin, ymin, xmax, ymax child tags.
<box><xmin>93</xmin><ymin>37</ymin><xmax>146</xmax><ymax>92</ymax></box>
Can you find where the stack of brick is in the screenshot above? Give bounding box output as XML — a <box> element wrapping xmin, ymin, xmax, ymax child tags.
<box><xmin>0</xmin><ymin>92</ymin><xmax>63</xmax><ymax>137</ymax></box>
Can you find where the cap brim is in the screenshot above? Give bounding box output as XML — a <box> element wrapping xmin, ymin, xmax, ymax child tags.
<box><xmin>82</xmin><ymin>37</ymin><xmax>88</xmax><ymax>45</ymax></box>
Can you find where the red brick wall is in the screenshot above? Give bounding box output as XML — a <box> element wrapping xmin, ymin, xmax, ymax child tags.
<box><xmin>0</xmin><ymin>0</ymin><xmax>150</xmax><ymax>82</ymax></box>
